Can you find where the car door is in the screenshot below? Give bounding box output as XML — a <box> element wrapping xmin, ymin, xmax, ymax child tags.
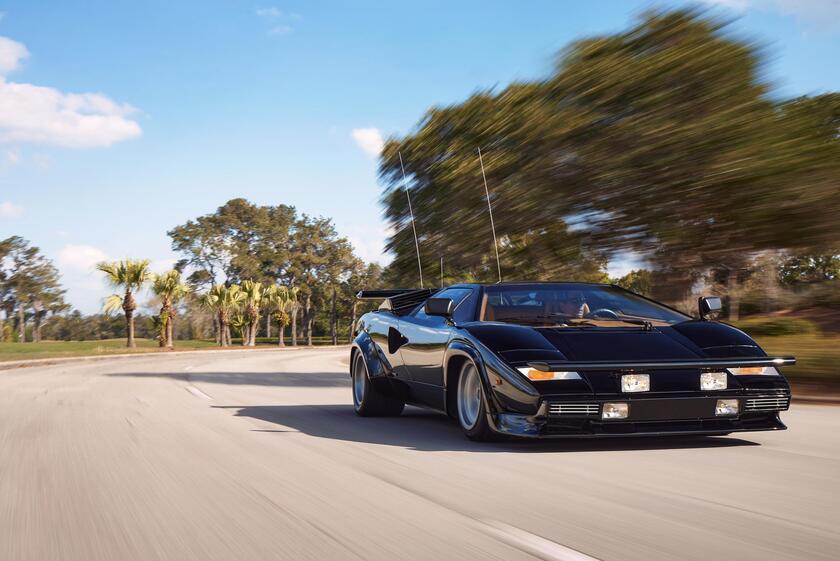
<box><xmin>398</xmin><ymin>288</ymin><xmax>474</xmax><ymax>410</ymax></box>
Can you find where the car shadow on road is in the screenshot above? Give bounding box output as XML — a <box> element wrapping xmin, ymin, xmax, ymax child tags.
<box><xmin>214</xmin><ymin>403</ymin><xmax>761</xmax><ymax>453</ymax></box>
<box><xmin>107</xmin><ymin>371</ymin><xmax>350</xmax><ymax>388</ymax></box>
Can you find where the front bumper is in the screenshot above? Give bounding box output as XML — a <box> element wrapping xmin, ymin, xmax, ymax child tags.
<box><xmin>491</xmin><ymin>392</ymin><xmax>790</xmax><ymax>438</ymax></box>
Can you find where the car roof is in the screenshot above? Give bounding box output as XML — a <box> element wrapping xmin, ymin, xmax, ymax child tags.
<box><xmin>446</xmin><ymin>281</ymin><xmax>614</xmax><ymax>289</ymax></box>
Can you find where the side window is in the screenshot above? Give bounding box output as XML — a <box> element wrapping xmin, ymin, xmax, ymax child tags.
<box><xmin>452</xmin><ymin>290</ymin><xmax>477</xmax><ymax>323</ymax></box>
<box><xmin>414</xmin><ymin>288</ymin><xmax>472</xmax><ymax>320</ymax></box>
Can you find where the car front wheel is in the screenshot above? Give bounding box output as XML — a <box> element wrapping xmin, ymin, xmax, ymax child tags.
<box><xmin>456</xmin><ymin>360</ymin><xmax>494</xmax><ymax>440</ymax></box>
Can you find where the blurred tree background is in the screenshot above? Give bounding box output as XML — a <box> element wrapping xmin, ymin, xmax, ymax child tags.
<box><xmin>379</xmin><ymin>9</ymin><xmax>840</xmax><ymax>321</ymax></box>
<box><xmin>3</xmin><ymin>7</ymin><xmax>840</xmax><ymax>352</ymax></box>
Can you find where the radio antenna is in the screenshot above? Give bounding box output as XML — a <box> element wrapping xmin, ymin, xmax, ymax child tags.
<box><xmin>477</xmin><ymin>147</ymin><xmax>502</xmax><ymax>283</ymax></box>
<box><xmin>398</xmin><ymin>152</ymin><xmax>423</xmax><ymax>288</ymax></box>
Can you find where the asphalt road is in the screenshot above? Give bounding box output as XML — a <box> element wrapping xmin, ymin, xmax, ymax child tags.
<box><xmin>0</xmin><ymin>348</ymin><xmax>837</xmax><ymax>561</ymax></box>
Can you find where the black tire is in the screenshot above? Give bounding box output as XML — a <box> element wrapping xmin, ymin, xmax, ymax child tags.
<box><xmin>456</xmin><ymin>360</ymin><xmax>495</xmax><ymax>441</ymax></box>
<box><xmin>351</xmin><ymin>352</ymin><xmax>405</xmax><ymax>417</ymax></box>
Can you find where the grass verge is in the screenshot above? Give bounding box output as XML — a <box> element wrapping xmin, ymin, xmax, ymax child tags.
<box><xmin>0</xmin><ymin>338</ymin><xmax>343</xmax><ymax>363</ymax></box>
<box><xmin>753</xmin><ymin>334</ymin><xmax>839</xmax><ymax>383</ymax></box>
<box><xmin>0</xmin><ymin>339</ymin><xmax>219</xmax><ymax>362</ymax></box>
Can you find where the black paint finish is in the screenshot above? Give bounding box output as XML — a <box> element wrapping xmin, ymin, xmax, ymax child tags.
<box><xmin>351</xmin><ymin>283</ymin><xmax>794</xmax><ymax>438</ymax></box>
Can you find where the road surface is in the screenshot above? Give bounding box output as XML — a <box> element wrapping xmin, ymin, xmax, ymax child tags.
<box><xmin>0</xmin><ymin>348</ymin><xmax>837</xmax><ymax>561</ymax></box>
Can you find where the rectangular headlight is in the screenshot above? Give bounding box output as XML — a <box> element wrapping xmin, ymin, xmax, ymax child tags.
<box><xmin>715</xmin><ymin>399</ymin><xmax>739</xmax><ymax>416</ymax></box>
<box><xmin>602</xmin><ymin>402</ymin><xmax>629</xmax><ymax>420</ymax></box>
<box><xmin>728</xmin><ymin>366</ymin><xmax>780</xmax><ymax>376</ymax></box>
<box><xmin>700</xmin><ymin>371</ymin><xmax>727</xmax><ymax>391</ymax></box>
<box><xmin>517</xmin><ymin>368</ymin><xmax>581</xmax><ymax>381</ymax></box>
<box><xmin>621</xmin><ymin>373</ymin><xmax>650</xmax><ymax>393</ymax></box>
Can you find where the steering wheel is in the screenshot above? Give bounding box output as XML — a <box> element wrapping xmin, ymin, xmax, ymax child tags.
<box><xmin>586</xmin><ymin>308</ymin><xmax>619</xmax><ymax>320</ymax></box>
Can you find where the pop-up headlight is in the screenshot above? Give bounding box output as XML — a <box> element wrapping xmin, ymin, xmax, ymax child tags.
<box><xmin>621</xmin><ymin>374</ymin><xmax>650</xmax><ymax>393</ymax></box>
<box><xmin>700</xmin><ymin>371</ymin><xmax>727</xmax><ymax>391</ymax></box>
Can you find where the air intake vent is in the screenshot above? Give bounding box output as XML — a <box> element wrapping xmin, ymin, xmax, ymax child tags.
<box><xmin>389</xmin><ymin>289</ymin><xmax>433</xmax><ymax>315</ymax></box>
<box><xmin>744</xmin><ymin>396</ymin><xmax>790</xmax><ymax>412</ymax></box>
<box><xmin>548</xmin><ymin>403</ymin><xmax>599</xmax><ymax>416</ymax></box>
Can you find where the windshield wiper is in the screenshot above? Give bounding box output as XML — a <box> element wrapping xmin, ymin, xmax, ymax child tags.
<box><xmin>491</xmin><ymin>315</ymin><xmax>597</xmax><ymax>328</ymax></box>
<box><xmin>551</xmin><ymin>317</ymin><xmax>599</xmax><ymax>328</ymax></box>
<box><xmin>545</xmin><ymin>314</ymin><xmax>655</xmax><ymax>330</ymax></box>
<box><xmin>589</xmin><ymin>317</ymin><xmax>655</xmax><ymax>331</ymax></box>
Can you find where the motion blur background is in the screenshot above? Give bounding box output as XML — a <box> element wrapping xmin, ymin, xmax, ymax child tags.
<box><xmin>378</xmin><ymin>9</ymin><xmax>840</xmax><ymax>385</ymax></box>
<box><xmin>1</xmin><ymin>4</ymin><xmax>839</xmax><ymax>389</ymax></box>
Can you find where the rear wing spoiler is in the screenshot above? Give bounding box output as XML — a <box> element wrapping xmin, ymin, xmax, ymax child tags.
<box><xmin>527</xmin><ymin>356</ymin><xmax>796</xmax><ymax>372</ymax></box>
<box><xmin>356</xmin><ymin>288</ymin><xmax>433</xmax><ymax>315</ymax></box>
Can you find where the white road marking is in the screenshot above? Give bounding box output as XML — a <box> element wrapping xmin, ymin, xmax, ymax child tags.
<box><xmin>183</xmin><ymin>365</ymin><xmax>193</xmax><ymax>371</ymax></box>
<box><xmin>185</xmin><ymin>385</ymin><xmax>212</xmax><ymax>401</ymax></box>
<box><xmin>480</xmin><ymin>520</ymin><xmax>601</xmax><ymax>561</ymax></box>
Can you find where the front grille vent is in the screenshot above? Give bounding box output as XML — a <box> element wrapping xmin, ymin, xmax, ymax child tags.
<box><xmin>548</xmin><ymin>403</ymin><xmax>599</xmax><ymax>416</ymax></box>
<box><xmin>744</xmin><ymin>396</ymin><xmax>790</xmax><ymax>412</ymax></box>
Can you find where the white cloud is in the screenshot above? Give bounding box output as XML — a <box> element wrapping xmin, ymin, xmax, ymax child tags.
<box><xmin>58</xmin><ymin>244</ymin><xmax>108</xmax><ymax>272</ymax></box>
<box><xmin>256</xmin><ymin>7</ymin><xmax>283</xmax><ymax>18</ymax></box>
<box><xmin>0</xmin><ymin>201</ymin><xmax>23</xmax><ymax>218</ymax></box>
<box><xmin>351</xmin><ymin>127</ymin><xmax>384</xmax><ymax>157</ymax></box>
<box><xmin>0</xmin><ymin>36</ymin><xmax>28</xmax><ymax>75</ymax></box>
<box><xmin>0</xmin><ymin>35</ymin><xmax>142</xmax><ymax>148</ymax></box>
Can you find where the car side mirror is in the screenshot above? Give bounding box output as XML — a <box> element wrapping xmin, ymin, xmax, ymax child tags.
<box><xmin>698</xmin><ymin>296</ymin><xmax>722</xmax><ymax>320</ymax></box>
<box><xmin>425</xmin><ymin>297</ymin><xmax>454</xmax><ymax>318</ymax></box>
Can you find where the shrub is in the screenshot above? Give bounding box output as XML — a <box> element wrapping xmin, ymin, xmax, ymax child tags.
<box><xmin>732</xmin><ymin>317</ymin><xmax>819</xmax><ymax>337</ymax></box>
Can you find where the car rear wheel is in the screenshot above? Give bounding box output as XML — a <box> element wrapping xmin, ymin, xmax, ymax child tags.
<box><xmin>352</xmin><ymin>353</ymin><xmax>404</xmax><ymax>417</ymax></box>
<box><xmin>457</xmin><ymin>360</ymin><xmax>494</xmax><ymax>440</ymax></box>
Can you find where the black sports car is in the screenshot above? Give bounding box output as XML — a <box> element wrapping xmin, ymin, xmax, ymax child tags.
<box><xmin>350</xmin><ymin>282</ymin><xmax>794</xmax><ymax>440</ymax></box>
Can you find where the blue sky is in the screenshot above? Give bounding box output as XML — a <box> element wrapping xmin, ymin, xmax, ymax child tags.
<box><xmin>0</xmin><ymin>0</ymin><xmax>838</xmax><ymax>313</ymax></box>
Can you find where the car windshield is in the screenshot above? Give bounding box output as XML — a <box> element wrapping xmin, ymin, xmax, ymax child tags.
<box><xmin>479</xmin><ymin>284</ymin><xmax>688</xmax><ymax>326</ymax></box>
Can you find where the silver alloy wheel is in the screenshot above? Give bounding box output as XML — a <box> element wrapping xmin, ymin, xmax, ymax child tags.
<box><xmin>353</xmin><ymin>354</ymin><xmax>366</xmax><ymax>408</ymax></box>
<box><xmin>458</xmin><ymin>362</ymin><xmax>482</xmax><ymax>430</ymax></box>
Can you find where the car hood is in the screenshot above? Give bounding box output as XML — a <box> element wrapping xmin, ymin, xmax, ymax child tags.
<box><xmin>463</xmin><ymin>320</ymin><xmax>763</xmax><ymax>364</ymax></box>
<box><xmin>537</xmin><ymin>329</ymin><xmax>700</xmax><ymax>361</ymax></box>
<box><xmin>462</xmin><ymin>321</ymin><xmax>767</xmax><ymax>394</ymax></box>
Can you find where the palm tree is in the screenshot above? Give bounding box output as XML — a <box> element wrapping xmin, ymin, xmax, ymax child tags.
<box><xmin>241</xmin><ymin>280</ymin><xmax>264</xmax><ymax>347</ymax></box>
<box><xmin>229</xmin><ymin>313</ymin><xmax>249</xmax><ymax>346</ymax></box>
<box><xmin>150</xmin><ymin>270</ymin><xmax>190</xmax><ymax>348</ymax></box>
<box><xmin>263</xmin><ymin>285</ymin><xmax>298</xmax><ymax>346</ymax></box>
<box><xmin>99</xmin><ymin>259</ymin><xmax>152</xmax><ymax>348</ymax></box>
<box><xmin>203</xmin><ymin>284</ymin><xmax>244</xmax><ymax>347</ymax></box>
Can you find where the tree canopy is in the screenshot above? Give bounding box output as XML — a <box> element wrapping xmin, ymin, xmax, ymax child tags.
<box><xmin>378</xmin><ymin>9</ymin><xmax>840</xmax><ymax>301</ymax></box>
<box><xmin>0</xmin><ymin>236</ymin><xmax>66</xmax><ymax>342</ymax></box>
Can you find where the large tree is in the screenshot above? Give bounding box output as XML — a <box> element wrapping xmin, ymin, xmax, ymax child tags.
<box><xmin>168</xmin><ymin>198</ymin><xmax>296</xmax><ymax>288</ymax></box>
<box><xmin>0</xmin><ymin>236</ymin><xmax>66</xmax><ymax>342</ymax></box>
<box><xmin>286</xmin><ymin>215</ymin><xmax>357</xmax><ymax>346</ymax></box>
<box><xmin>378</xmin><ymin>9</ymin><xmax>840</xmax><ymax>314</ymax></box>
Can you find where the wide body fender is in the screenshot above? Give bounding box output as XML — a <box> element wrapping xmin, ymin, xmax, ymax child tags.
<box><xmin>351</xmin><ymin>330</ymin><xmax>388</xmax><ymax>380</ymax></box>
<box><xmin>443</xmin><ymin>338</ymin><xmax>540</xmax><ymax>423</ymax></box>
<box><xmin>351</xmin><ymin>331</ymin><xmax>407</xmax><ymax>400</ymax></box>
